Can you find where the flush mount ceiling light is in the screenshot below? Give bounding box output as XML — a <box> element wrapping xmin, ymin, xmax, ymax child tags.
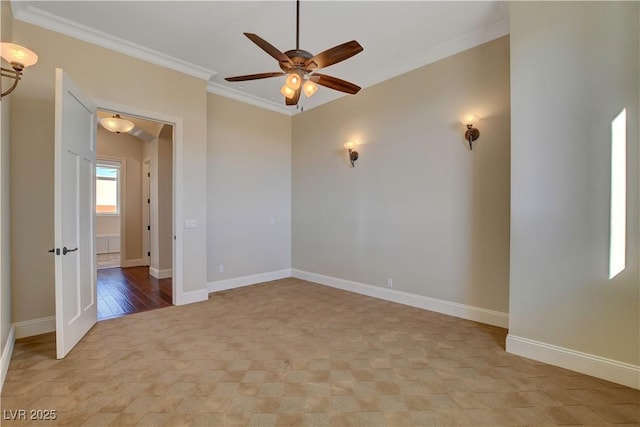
<box><xmin>225</xmin><ymin>0</ymin><xmax>363</xmax><ymax>108</ymax></box>
<box><xmin>0</xmin><ymin>42</ymin><xmax>38</xmax><ymax>98</ymax></box>
<box><xmin>99</xmin><ymin>114</ymin><xmax>134</xmax><ymax>134</ymax></box>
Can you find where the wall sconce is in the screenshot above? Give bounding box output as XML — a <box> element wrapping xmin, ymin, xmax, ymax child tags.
<box><xmin>344</xmin><ymin>141</ymin><xmax>359</xmax><ymax>167</ymax></box>
<box><xmin>462</xmin><ymin>114</ymin><xmax>480</xmax><ymax>150</ymax></box>
<box><xmin>1</xmin><ymin>42</ymin><xmax>38</xmax><ymax>98</ymax></box>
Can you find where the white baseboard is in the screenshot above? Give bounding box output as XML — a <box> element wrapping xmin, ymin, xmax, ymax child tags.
<box><xmin>121</xmin><ymin>258</ymin><xmax>147</xmax><ymax>268</ymax></box>
<box><xmin>208</xmin><ymin>269</ymin><xmax>292</xmax><ymax>293</ymax></box>
<box><xmin>175</xmin><ymin>288</ymin><xmax>209</xmax><ymax>306</ymax></box>
<box><xmin>149</xmin><ymin>267</ymin><xmax>172</xmax><ymax>279</ymax></box>
<box><xmin>1</xmin><ymin>326</ymin><xmax>15</xmax><ymax>392</ymax></box>
<box><xmin>506</xmin><ymin>334</ymin><xmax>640</xmax><ymax>390</ymax></box>
<box><xmin>14</xmin><ymin>316</ymin><xmax>56</xmax><ymax>339</ymax></box>
<box><xmin>292</xmin><ymin>269</ymin><xmax>509</xmax><ymax>328</ymax></box>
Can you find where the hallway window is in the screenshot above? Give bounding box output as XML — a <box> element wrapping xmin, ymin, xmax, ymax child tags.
<box><xmin>96</xmin><ymin>161</ymin><xmax>120</xmax><ymax>215</ymax></box>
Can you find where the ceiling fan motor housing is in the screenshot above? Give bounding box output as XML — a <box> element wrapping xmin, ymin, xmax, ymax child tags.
<box><xmin>280</xmin><ymin>49</ymin><xmax>314</xmax><ymax>73</ymax></box>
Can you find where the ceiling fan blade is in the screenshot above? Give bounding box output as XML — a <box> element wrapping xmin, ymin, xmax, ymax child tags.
<box><xmin>244</xmin><ymin>33</ymin><xmax>294</xmax><ymax>67</ymax></box>
<box><xmin>225</xmin><ymin>72</ymin><xmax>285</xmax><ymax>82</ymax></box>
<box><xmin>285</xmin><ymin>87</ymin><xmax>301</xmax><ymax>106</ymax></box>
<box><xmin>305</xmin><ymin>40</ymin><xmax>363</xmax><ymax>71</ymax></box>
<box><xmin>311</xmin><ymin>73</ymin><xmax>361</xmax><ymax>95</ymax></box>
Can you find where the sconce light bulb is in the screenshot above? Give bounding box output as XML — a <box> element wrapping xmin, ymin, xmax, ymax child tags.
<box><xmin>344</xmin><ymin>141</ymin><xmax>356</xmax><ymax>151</ymax></box>
<box><xmin>462</xmin><ymin>114</ymin><xmax>480</xmax><ymax>126</ymax></box>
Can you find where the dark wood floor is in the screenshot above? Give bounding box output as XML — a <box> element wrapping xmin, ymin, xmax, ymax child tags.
<box><xmin>97</xmin><ymin>266</ymin><xmax>172</xmax><ymax>321</ymax></box>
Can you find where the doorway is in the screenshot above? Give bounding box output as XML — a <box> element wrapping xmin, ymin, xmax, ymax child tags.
<box><xmin>97</xmin><ymin>267</ymin><xmax>172</xmax><ymax>320</ymax></box>
<box><xmin>95</xmin><ymin>110</ymin><xmax>174</xmax><ymax>320</ymax></box>
<box><xmin>96</xmin><ymin>158</ymin><xmax>122</xmax><ymax>269</ymax></box>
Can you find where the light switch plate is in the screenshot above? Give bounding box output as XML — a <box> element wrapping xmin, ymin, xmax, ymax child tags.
<box><xmin>184</xmin><ymin>219</ymin><xmax>198</xmax><ymax>229</ymax></box>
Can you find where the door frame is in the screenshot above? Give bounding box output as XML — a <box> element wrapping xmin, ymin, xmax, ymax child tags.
<box><xmin>142</xmin><ymin>158</ymin><xmax>151</xmax><ymax>267</ymax></box>
<box><xmin>94</xmin><ymin>99</ymin><xmax>182</xmax><ymax>305</ymax></box>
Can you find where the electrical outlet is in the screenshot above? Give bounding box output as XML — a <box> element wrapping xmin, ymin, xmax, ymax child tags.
<box><xmin>218</xmin><ymin>264</ymin><xmax>224</xmax><ymax>273</ymax></box>
<box><xmin>387</xmin><ymin>278</ymin><xmax>393</xmax><ymax>288</ymax></box>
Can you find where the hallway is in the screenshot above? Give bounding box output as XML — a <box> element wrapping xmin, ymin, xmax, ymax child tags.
<box><xmin>97</xmin><ymin>267</ymin><xmax>172</xmax><ymax>320</ymax></box>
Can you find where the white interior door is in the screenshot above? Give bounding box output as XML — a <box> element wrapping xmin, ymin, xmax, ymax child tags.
<box><xmin>54</xmin><ymin>68</ymin><xmax>97</xmax><ymax>359</ymax></box>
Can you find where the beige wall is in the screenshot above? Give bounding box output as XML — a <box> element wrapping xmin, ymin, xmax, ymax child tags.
<box><xmin>207</xmin><ymin>94</ymin><xmax>291</xmax><ymax>281</ymax></box>
<box><xmin>10</xmin><ymin>21</ymin><xmax>208</xmax><ymax>323</ymax></box>
<box><xmin>95</xmin><ymin>216</ymin><xmax>119</xmax><ymax>236</ymax></box>
<box><xmin>96</xmin><ymin>127</ymin><xmax>144</xmax><ymax>261</ymax></box>
<box><xmin>157</xmin><ymin>124</ymin><xmax>173</xmax><ymax>272</ymax></box>
<box><xmin>508</xmin><ymin>2</ymin><xmax>639</xmax><ymax>366</ymax></box>
<box><xmin>1</xmin><ymin>0</ymin><xmax>13</xmax><ymax>357</ymax></box>
<box><xmin>149</xmin><ymin>124</ymin><xmax>173</xmax><ymax>274</ymax></box>
<box><xmin>292</xmin><ymin>37</ymin><xmax>511</xmax><ymax>313</ymax></box>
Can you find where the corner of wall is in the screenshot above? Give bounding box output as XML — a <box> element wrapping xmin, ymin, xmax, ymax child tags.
<box><xmin>1</xmin><ymin>326</ymin><xmax>15</xmax><ymax>392</ymax></box>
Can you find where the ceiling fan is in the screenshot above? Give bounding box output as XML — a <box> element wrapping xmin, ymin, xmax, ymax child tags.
<box><xmin>225</xmin><ymin>0</ymin><xmax>364</xmax><ymax>107</ymax></box>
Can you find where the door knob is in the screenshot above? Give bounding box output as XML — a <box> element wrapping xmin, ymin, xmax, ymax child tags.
<box><xmin>62</xmin><ymin>246</ymin><xmax>78</xmax><ymax>255</ymax></box>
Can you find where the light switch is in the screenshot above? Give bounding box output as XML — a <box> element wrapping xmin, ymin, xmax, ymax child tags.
<box><xmin>184</xmin><ymin>219</ymin><xmax>198</xmax><ymax>229</ymax></box>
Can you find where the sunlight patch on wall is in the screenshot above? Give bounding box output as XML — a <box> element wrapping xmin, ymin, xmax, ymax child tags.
<box><xmin>609</xmin><ymin>108</ymin><xmax>626</xmax><ymax>279</ymax></box>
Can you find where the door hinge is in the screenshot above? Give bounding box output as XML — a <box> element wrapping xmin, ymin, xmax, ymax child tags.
<box><xmin>147</xmin><ymin>251</ymin><xmax>150</xmax><ymax>257</ymax></box>
<box><xmin>147</xmin><ymin>198</ymin><xmax>150</xmax><ymax>204</ymax></box>
<box><xmin>147</xmin><ymin>226</ymin><xmax>151</xmax><ymax>230</ymax></box>
<box><xmin>147</xmin><ymin>173</ymin><xmax>150</xmax><ymax>177</ymax></box>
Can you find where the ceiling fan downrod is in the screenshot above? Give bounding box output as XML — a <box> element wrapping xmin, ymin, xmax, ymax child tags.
<box><xmin>296</xmin><ymin>0</ymin><xmax>300</xmax><ymax>50</ymax></box>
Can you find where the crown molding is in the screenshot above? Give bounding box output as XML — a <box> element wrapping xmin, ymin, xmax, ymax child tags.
<box><xmin>208</xmin><ymin>17</ymin><xmax>510</xmax><ymax>115</ymax></box>
<box><xmin>360</xmin><ymin>18</ymin><xmax>510</xmax><ymax>89</ymax></box>
<box><xmin>11</xmin><ymin>1</ymin><xmax>215</xmax><ymax>81</ymax></box>
<box><xmin>207</xmin><ymin>82</ymin><xmax>294</xmax><ymax>116</ymax></box>
<box><xmin>11</xmin><ymin>1</ymin><xmax>510</xmax><ymax>114</ymax></box>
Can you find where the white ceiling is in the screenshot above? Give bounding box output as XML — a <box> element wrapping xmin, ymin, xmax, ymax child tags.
<box><xmin>12</xmin><ymin>1</ymin><xmax>509</xmax><ymax>115</ymax></box>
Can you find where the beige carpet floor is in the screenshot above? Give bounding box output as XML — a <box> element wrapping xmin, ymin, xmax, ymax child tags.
<box><xmin>2</xmin><ymin>278</ymin><xmax>638</xmax><ymax>426</ymax></box>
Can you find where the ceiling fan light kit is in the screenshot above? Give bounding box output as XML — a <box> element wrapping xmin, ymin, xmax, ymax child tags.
<box><xmin>225</xmin><ymin>0</ymin><xmax>363</xmax><ymax>108</ymax></box>
<box><xmin>285</xmin><ymin>73</ymin><xmax>302</xmax><ymax>90</ymax></box>
<box><xmin>280</xmin><ymin>84</ymin><xmax>296</xmax><ymax>98</ymax></box>
<box><xmin>303</xmin><ymin>80</ymin><xmax>318</xmax><ymax>97</ymax></box>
